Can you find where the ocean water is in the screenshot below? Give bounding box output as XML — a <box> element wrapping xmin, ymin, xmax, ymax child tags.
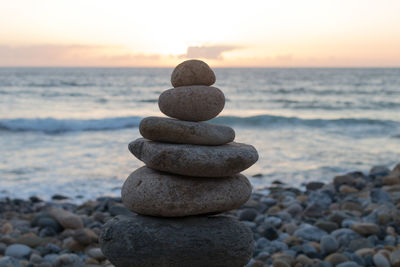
<box><xmin>1</xmin><ymin>67</ymin><xmax>400</xmax><ymax>201</ymax></box>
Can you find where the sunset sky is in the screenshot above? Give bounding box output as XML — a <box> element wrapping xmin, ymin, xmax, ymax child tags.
<box><xmin>1</xmin><ymin>0</ymin><xmax>400</xmax><ymax>67</ymax></box>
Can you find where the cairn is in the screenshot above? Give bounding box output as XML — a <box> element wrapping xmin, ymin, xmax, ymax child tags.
<box><xmin>100</xmin><ymin>59</ymin><xmax>259</xmax><ymax>267</ymax></box>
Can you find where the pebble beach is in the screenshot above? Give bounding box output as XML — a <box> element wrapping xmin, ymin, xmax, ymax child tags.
<box><xmin>1</xmin><ymin>162</ymin><xmax>400</xmax><ymax>267</ymax></box>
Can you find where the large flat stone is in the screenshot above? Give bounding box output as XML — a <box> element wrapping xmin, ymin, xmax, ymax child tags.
<box><xmin>139</xmin><ymin>116</ymin><xmax>235</xmax><ymax>145</ymax></box>
<box><xmin>171</xmin><ymin>59</ymin><xmax>216</xmax><ymax>87</ymax></box>
<box><xmin>128</xmin><ymin>138</ymin><xmax>258</xmax><ymax>177</ymax></box>
<box><xmin>100</xmin><ymin>214</ymin><xmax>254</xmax><ymax>267</ymax></box>
<box><xmin>158</xmin><ymin>85</ymin><xmax>225</xmax><ymax>122</ymax></box>
<box><xmin>122</xmin><ymin>166</ymin><xmax>252</xmax><ymax>217</ymax></box>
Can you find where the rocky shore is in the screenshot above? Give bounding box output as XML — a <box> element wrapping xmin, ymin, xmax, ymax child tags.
<box><xmin>1</xmin><ymin>162</ymin><xmax>400</xmax><ymax>267</ymax></box>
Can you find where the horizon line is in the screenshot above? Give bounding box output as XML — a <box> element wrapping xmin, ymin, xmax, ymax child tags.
<box><xmin>1</xmin><ymin>65</ymin><xmax>400</xmax><ymax>69</ymax></box>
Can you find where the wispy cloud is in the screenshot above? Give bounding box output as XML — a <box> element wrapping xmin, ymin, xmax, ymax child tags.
<box><xmin>180</xmin><ymin>45</ymin><xmax>241</xmax><ymax>60</ymax></box>
<box><xmin>0</xmin><ymin>45</ymin><xmax>162</xmax><ymax>66</ymax></box>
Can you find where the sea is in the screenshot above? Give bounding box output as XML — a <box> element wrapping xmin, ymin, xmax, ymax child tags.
<box><xmin>1</xmin><ymin>67</ymin><xmax>399</xmax><ymax>202</ymax></box>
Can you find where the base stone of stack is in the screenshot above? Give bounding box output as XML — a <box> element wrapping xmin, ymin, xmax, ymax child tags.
<box><xmin>129</xmin><ymin>138</ymin><xmax>258</xmax><ymax>177</ymax></box>
<box><xmin>139</xmin><ymin>116</ymin><xmax>235</xmax><ymax>145</ymax></box>
<box><xmin>100</xmin><ymin>214</ymin><xmax>254</xmax><ymax>267</ymax></box>
<box><xmin>122</xmin><ymin>166</ymin><xmax>252</xmax><ymax>217</ymax></box>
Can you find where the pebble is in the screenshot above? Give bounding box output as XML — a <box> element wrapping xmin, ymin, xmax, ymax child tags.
<box><xmin>49</xmin><ymin>207</ymin><xmax>83</xmax><ymax>229</ymax></box>
<box><xmin>55</xmin><ymin>253</ymin><xmax>84</xmax><ymax>267</ymax></box>
<box><xmin>129</xmin><ymin>138</ymin><xmax>258</xmax><ymax>177</ymax></box>
<box><xmin>296</xmin><ymin>254</ymin><xmax>313</xmax><ymax>265</ymax></box>
<box><xmin>0</xmin><ymin>242</ymin><xmax>7</xmax><ymax>254</ymax></box>
<box><xmin>373</xmin><ymin>253</ymin><xmax>391</xmax><ymax>267</ymax></box>
<box><xmin>293</xmin><ymin>226</ymin><xmax>328</xmax><ymax>242</ymax></box>
<box><xmin>370</xmin><ymin>166</ymin><xmax>391</xmax><ymax>177</ymax></box>
<box><xmin>273</xmin><ymin>259</ymin><xmax>291</xmax><ymax>267</ymax></box>
<box><xmin>0</xmin><ymin>256</ymin><xmax>22</xmax><ymax>267</ymax></box>
<box><xmin>285</xmin><ymin>203</ymin><xmax>303</xmax><ymax>217</ymax></box>
<box><xmin>391</xmin><ymin>250</ymin><xmax>400</xmax><ymax>266</ymax></box>
<box><xmin>158</xmin><ymin>85</ymin><xmax>224</xmax><ymax>121</ymax></box>
<box><xmin>355</xmin><ymin>248</ymin><xmax>375</xmax><ymax>257</ymax></box>
<box><xmin>139</xmin><ymin>116</ymin><xmax>235</xmax><ymax>145</ymax></box>
<box><xmin>122</xmin><ymin>166</ymin><xmax>252</xmax><ymax>216</ymax></box>
<box><xmin>336</xmin><ymin>262</ymin><xmax>360</xmax><ymax>267</ymax></box>
<box><xmin>30</xmin><ymin>253</ymin><xmax>43</xmax><ymax>265</ymax></box>
<box><xmin>37</xmin><ymin>217</ymin><xmax>62</xmax><ymax>233</ymax></box>
<box><xmin>339</xmin><ymin>185</ymin><xmax>359</xmax><ymax>193</ymax></box>
<box><xmin>72</xmin><ymin>228</ymin><xmax>98</xmax><ymax>245</ymax></box>
<box><xmin>306</xmin><ymin>181</ymin><xmax>325</xmax><ymax>191</ymax></box>
<box><xmin>5</xmin><ymin>244</ymin><xmax>32</xmax><ymax>259</ymax></box>
<box><xmin>87</xmin><ymin>247</ymin><xmax>106</xmax><ymax>261</ymax></box>
<box><xmin>239</xmin><ymin>208</ymin><xmax>259</xmax><ymax>221</ymax></box>
<box><xmin>264</xmin><ymin>216</ymin><xmax>282</xmax><ymax>228</ymax></box>
<box><xmin>370</xmin><ymin>188</ymin><xmax>392</xmax><ymax>203</ymax></box>
<box><xmin>351</xmin><ymin>222</ymin><xmax>380</xmax><ymax>236</ymax></box>
<box><xmin>15</xmin><ymin>233</ymin><xmax>43</xmax><ymax>248</ymax></box>
<box><xmin>320</xmin><ymin>235</ymin><xmax>339</xmax><ymax>254</ymax></box>
<box><xmin>315</xmin><ymin>220</ymin><xmax>339</xmax><ymax>233</ymax></box>
<box><xmin>330</xmin><ymin>228</ymin><xmax>361</xmax><ymax>247</ymax></box>
<box><xmin>304</xmin><ymin>202</ymin><xmax>324</xmax><ymax>217</ymax></box>
<box><xmin>171</xmin><ymin>59</ymin><xmax>216</xmax><ymax>87</ymax></box>
<box><xmin>348</xmin><ymin>238</ymin><xmax>373</xmax><ymax>251</ymax></box>
<box><xmin>43</xmin><ymin>254</ymin><xmax>59</xmax><ymax>264</ymax></box>
<box><xmin>1</xmin><ymin>222</ymin><xmax>13</xmax><ymax>234</ymax></box>
<box><xmin>324</xmin><ymin>253</ymin><xmax>349</xmax><ymax>265</ymax></box>
<box><xmin>262</xmin><ymin>227</ymin><xmax>279</xmax><ymax>240</ymax></box>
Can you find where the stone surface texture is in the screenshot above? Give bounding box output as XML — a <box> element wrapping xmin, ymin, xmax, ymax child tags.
<box><xmin>129</xmin><ymin>138</ymin><xmax>258</xmax><ymax>177</ymax></box>
<box><xmin>158</xmin><ymin>85</ymin><xmax>225</xmax><ymax>121</ymax></box>
<box><xmin>121</xmin><ymin>167</ymin><xmax>252</xmax><ymax>217</ymax></box>
<box><xmin>171</xmin><ymin>59</ymin><xmax>216</xmax><ymax>87</ymax></box>
<box><xmin>139</xmin><ymin>116</ymin><xmax>234</xmax><ymax>145</ymax></box>
<box><xmin>100</xmin><ymin>214</ymin><xmax>254</xmax><ymax>267</ymax></box>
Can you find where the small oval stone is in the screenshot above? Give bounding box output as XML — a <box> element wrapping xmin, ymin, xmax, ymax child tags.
<box><xmin>128</xmin><ymin>138</ymin><xmax>258</xmax><ymax>177</ymax></box>
<box><xmin>100</xmin><ymin>214</ymin><xmax>253</xmax><ymax>267</ymax></box>
<box><xmin>171</xmin><ymin>59</ymin><xmax>216</xmax><ymax>87</ymax></box>
<box><xmin>139</xmin><ymin>116</ymin><xmax>235</xmax><ymax>145</ymax></box>
<box><xmin>122</xmin><ymin>166</ymin><xmax>252</xmax><ymax>217</ymax></box>
<box><xmin>158</xmin><ymin>85</ymin><xmax>225</xmax><ymax>121</ymax></box>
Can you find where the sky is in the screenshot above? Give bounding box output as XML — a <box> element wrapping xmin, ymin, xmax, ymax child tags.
<box><xmin>1</xmin><ymin>0</ymin><xmax>400</xmax><ymax>67</ymax></box>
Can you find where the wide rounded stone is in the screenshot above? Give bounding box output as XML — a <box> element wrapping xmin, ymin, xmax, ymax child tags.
<box><xmin>158</xmin><ymin>85</ymin><xmax>225</xmax><ymax>122</ymax></box>
<box><xmin>139</xmin><ymin>116</ymin><xmax>235</xmax><ymax>145</ymax></box>
<box><xmin>171</xmin><ymin>59</ymin><xmax>216</xmax><ymax>87</ymax></box>
<box><xmin>351</xmin><ymin>222</ymin><xmax>380</xmax><ymax>236</ymax></box>
<box><xmin>121</xmin><ymin>166</ymin><xmax>252</xmax><ymax>217</ymax></box>
<box><xmin>5</xmin><ymin>244</ymin><xmax>32</xmax><ymax>259</ymax></box>
<box><xmin>100</xmin><ymin>214</ymin><xmax>254</xmax><ymax>267</ymax></box>
<box><xmin>128</xmin><ymin>138</ymin><xmax>258</xmax><ymax>177</ymax></box>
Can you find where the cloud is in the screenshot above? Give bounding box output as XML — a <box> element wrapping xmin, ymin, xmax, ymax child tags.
<box><xmin>180</xmin><ymin>45</ymin><xmax>241</xmax><ymax>60</ymax></box>
<box><xmin>0</xmin><ymin>45</ymin><xmax>162</xmax><ymax>66</ymax></box>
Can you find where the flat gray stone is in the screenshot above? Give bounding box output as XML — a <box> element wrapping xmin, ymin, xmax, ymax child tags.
<box><xmin>122</xmin><ymin>166</ymin><xmax>252</xmax><ymax>217</ymax></box>
<box><xmin>0</xmin><ymin>256</ymin><xmax>22</xmax><ymax>267</ymax></box>
<box><xmin>158</xmin><ymin>85</ymin><xmax>225</xmax><ymax>121</ymax></box>
<box><xmin>139</xmin><ymin>116</ymin><xmax>235</xmax><ymax>145</ymax></box>
<box><xmin>129</xmin><ymin>138</ymin><xmax>258</xmax><ymax>177</ymax></box>
<box><xmin>171</xmin><ymin>59</ymin><xmax>216</xmax><ymax>87</ymax></box>
<box><xmin>100</xmin><ymin>214</ymin><xmax>254</xmax><ymax>267</ymax></box>
<box><xmin>293</xmin><ymin>226</ymin><xmax>328</xmax><ymax>242</ymax></box>
<box><xmin>5</xmin><ymin>244</ymin><xmax>32</xmax><ymax>259</ymax></box>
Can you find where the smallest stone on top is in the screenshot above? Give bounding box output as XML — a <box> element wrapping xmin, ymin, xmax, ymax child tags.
<box><xmin>171</xmin><ymin>59</ymin><xmax>216</xmax><ymax>87</ymax></box>
<box><xmin>159</xmin><ymin>60</ymin><xmax>224</xmax><ymax>122</ymax></box>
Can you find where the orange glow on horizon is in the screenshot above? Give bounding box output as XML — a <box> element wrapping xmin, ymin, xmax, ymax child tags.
<box><xmin>1</xmin><ymin>0</ymin><xmax>400</xmax><ymax>67</ymax></box>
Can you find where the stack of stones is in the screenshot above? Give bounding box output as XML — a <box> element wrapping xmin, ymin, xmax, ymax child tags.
<box><xmin>100</xmin><ymin>60</ymin><xmax>259</xmax><ymax>267</ymax></box>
